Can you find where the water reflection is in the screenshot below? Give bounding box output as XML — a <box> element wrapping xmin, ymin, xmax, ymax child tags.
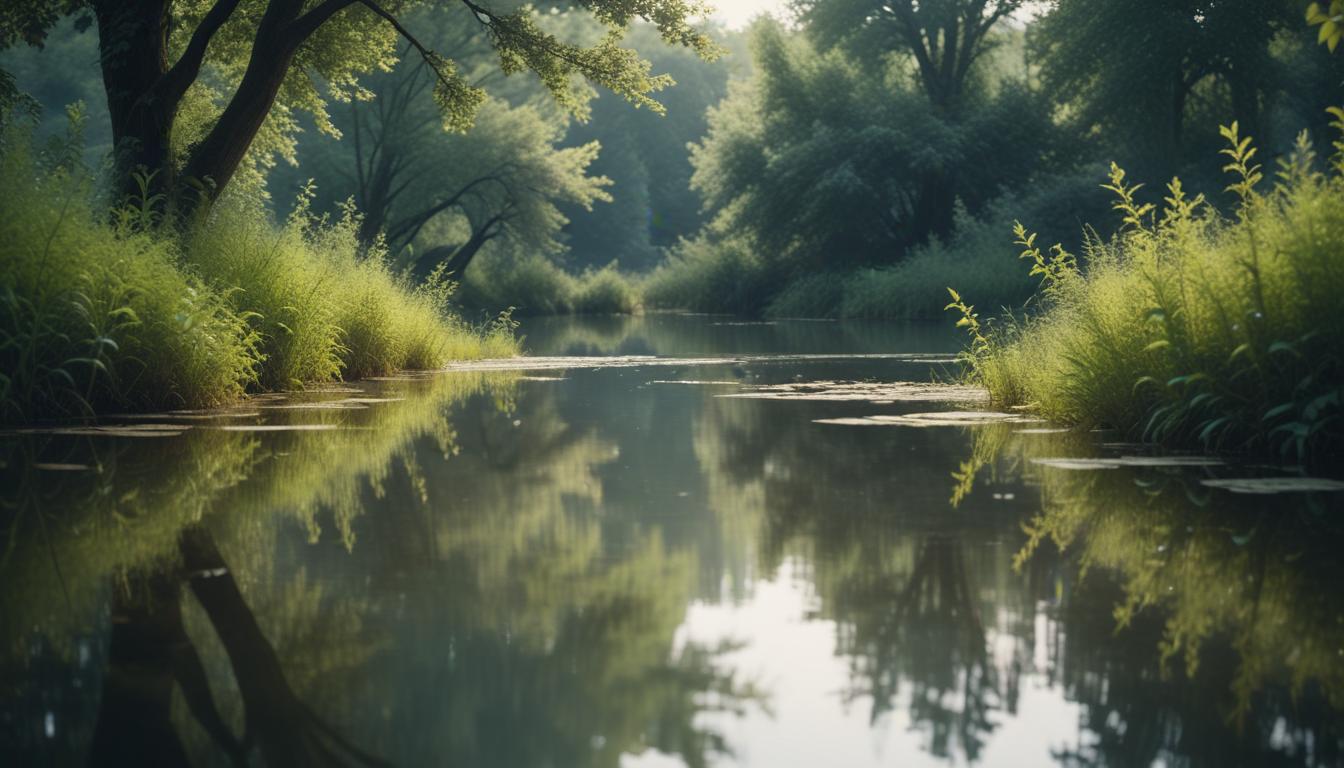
<box><xmin>1</xmin><ymin>315</ymin><xmax>1342</xmax><ymax>767</ymax></box>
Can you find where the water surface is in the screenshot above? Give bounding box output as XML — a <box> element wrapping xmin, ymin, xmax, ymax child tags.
<box><xmin>3</xmin><ymin>314</ymin><xmax>1343</xmax><ymax>767</ymax></box>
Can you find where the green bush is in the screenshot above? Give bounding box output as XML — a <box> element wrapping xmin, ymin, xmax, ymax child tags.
<box><xmin>0</xmin><ymin>118</ymin><xmax>516</xmax><ymax>421</ymax></box>
<box><xmin>763</xmin><ymin>273</ymin><xmax>846</xmax><ymax>319</ymax></box>
<box><xmin>572</xmin><ymin>263</ymin><xmax>641</xmax><ymax>315</ymax></box>
<box><xmin>0</xmin><ymin>120</ymin><xmax>258</xmax><ymax>419</ymax></box>
<box><xmin>460</xmin><ymin>252</ymin><xmax>641</xmax><ymax>316</ymax></box>
<box><xmin>954</xmin><ymin>126</ymin><xmax>1344</xmax><ymax>462</ymax></box>
<box><xmin>643</xmin><ymin>234</ymin><xmax>778</xmax><ymax>315</ymax></box>
<box><xmin>644</xmin><ymin>174</ymin><xmax>1112</xmax><ymax>321</ymax></box>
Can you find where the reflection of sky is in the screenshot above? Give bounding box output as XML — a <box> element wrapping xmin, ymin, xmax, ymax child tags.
<box><xmin>625</xmin><ymin>560</ymin><xmax>1089</xmax><ymax>768</ymax></box>
<box><xmin>709</xmin><ymin>0</ymin><xmax>793</xmax><ymax>29</ymax></box>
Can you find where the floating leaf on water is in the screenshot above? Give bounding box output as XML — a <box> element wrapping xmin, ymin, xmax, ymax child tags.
<box><xmin>1032</xmin><ymin>456</ymin><xmax>1225</xmax><ymax>470</ymax></box>
<box><xmin>8</xmin><ymin>424</ymin><xmax>191</xmax><ymax>438</ymax></box>
<box><xmin>1030</xmin><ymin>458</ymin><xmax>1125</xmax><ymax>470</ymax></box>
<box><xmin>127</xmin><ymin>411</ymin><xmax>264</xmax><ymax>420</ymax></box>
<box><xmin>260</xmin><ymin>402</ymin><xmax>370</xmax><ymax>411</ymax></box>
<box><xmin>649</xmin><ymin>380</ymin><xmax>742</xmax><ymax>386</ymax></box>
<box><xmin>815</xmin><ymin>411</ymin><xmax>1036</xmax><ymax>427</ymax></box>
<box><xmin>723</xmin><ymin>381</ymin><xmax>989</xmax><ymax>404</ymax></box>
<box><xmin>210</xmin><ymin>424</ymin><xmax>343</xmax><ymax>432</ymax></box>
<box><xmin>1201</xmin><ymin>477</ymin><xmax>1344</xmax><ymax>494</ymax></box>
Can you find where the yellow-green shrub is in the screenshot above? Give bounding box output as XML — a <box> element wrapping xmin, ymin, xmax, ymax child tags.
<box><xmin>0</xmin><ymin>120</ymin><xmax>258</xmax><ymax>419</ymax></box>
<box><xmin>953</xmin><ymin>125</ymin><xmax>1344</xmax><ymax>462</ymax></box>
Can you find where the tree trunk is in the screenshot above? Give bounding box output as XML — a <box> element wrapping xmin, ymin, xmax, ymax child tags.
<box><xmin>444</xmin><ymin>230</ymin><xmax>491</xmax><ymax>277</ymax></box>
<box><xmin>92</xmin><ymin>0</ymin><xmax>177</xmax><ymax>203</ymax></box>
<box><xmin>179</xmin><ymin>2</ymin><xmax>306</xmax><ymax>210</ymax></box>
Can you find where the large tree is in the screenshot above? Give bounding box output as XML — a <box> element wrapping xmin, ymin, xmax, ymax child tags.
<box><xmin>793</xmin><ymin>0</ymin><xmax>1026</xmax><ymax>114</ymax></box>
<box><xmin>286</xmin><ymin>53</ymin><xmax>612</xmax><ymax>278</ymax></box>
<box><xmin>0</xmin><ymin>0</ymin><xmax>717</xmax><ymax>214</ymax></box>
<box><xmin>1034</xmin><ymin>0</ymin><xmax>1293</xmax><ymax>177</ymax></box>
<box><xmin>792</xmin><ymin>0</ymin><xmax>1025</xmax><ymax>238</ymax></box>
<box><xmin>689</xmin><ymin>20</ymin><xmax>1061</xmax><ymax>273</ymax></box>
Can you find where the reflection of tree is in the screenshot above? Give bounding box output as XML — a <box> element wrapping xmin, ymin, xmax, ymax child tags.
<box><xmin>341</xmin><ymin>383</ymin><xmax>764</xmax><ymax>768</ymax></box>
<box><xmin>691</xmin><ymin>393</ymin><xmax>1040</xmax><ymax>762</ymax></box>
<box><xmin>842</xmin><ymin>536</ymin><xmax>999</xmax><ymax>760</ymax></box>
<box><xmin>90</xmin><ymin>525</ymin><xmax>387</xmax><ymax>766</ymax></box>
<box><xmin>2</xmin><ymin>374</ymin><xmax>763</xmax><ymax>767</ymax></box>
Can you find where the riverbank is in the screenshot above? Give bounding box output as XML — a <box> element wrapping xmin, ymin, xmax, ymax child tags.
<box><xmin>0</xmin><ymin>122</ymin><xmax>517</xmax><ymax>422</ymax></box>
<box><xmin>952</xmin><ymin>128</ymin><xmax>1344</xmax><ymax>465</ymax></box>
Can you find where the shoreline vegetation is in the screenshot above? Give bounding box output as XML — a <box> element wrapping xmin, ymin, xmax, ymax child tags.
<box><xmin>949</xmin><ymin>125</ymin><xmax>1344</xmax><ymax>465</ymax></box>
<box><xmin>0</xmin><ymin>118</ymin><xmax>517</xmax><ymax>423</ymax></box>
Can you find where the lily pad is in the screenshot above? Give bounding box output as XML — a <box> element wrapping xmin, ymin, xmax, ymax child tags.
<box><xmin>724</xmin><ymin>381</ymin><xmax>989</xmax><ymax>404</ymax></box>
<box><xmin>1032</xmin><ymin>456</ymin><xmax>1225</xmax><ymax>470</ymax></box>
<box><xmin>815</xmin><ymin>411</ymin><xmax>1038</xmax><ymax>427</ymax></box>
<box><xmin>210</xmin><ymin>424</ymin><xmax>343</xmax><ymax>432</ymax></box>
<box><xmin>1201</xmin><ymin>477</ymin><xmax>1344</xmax><ymax>494</ymax></box>
<box><xmin>9</xmin><ymin>424</ymin><xmax>191</xmax><ymax>438</ymax></box>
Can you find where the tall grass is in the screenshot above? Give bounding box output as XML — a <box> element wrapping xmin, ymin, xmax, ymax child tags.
<box><xmin>0</xmin><ymin>118</ymin><xmax>259</xmax><ymax>419</ymax></box>
<box><xmin>0</xmin><ymin>117</ymin><xmax>517</xmax><ymax>422</ymax></box>
<box><xmin>952</xmin><ymin>124</ymin><xmax>1344</xmax><ymax>462</ymax></box>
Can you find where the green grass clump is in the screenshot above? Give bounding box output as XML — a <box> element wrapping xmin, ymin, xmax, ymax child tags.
<box><xmin>953</xmin><ymin>124</ymin><xmax>1344</xmax><ymax>462</ymax></box>
<box><xmin>0</xmin><ymin>117</ymin><xmax>516</xmax><ymax>421</ymax></box>
<box><xmin>190</xmin><ymin>193</ymin><xmax>518</xmax><ymax>383</ymax></box>
<box><xmin>461</xmin><ymin>252</ymin><xmax>641</xmax><ymax>316</ymax></box>
<box><xmin>185</xmin><ymin>194</ymin><xmax>343</xmax><ymax>388</ymax></box>
<box><xmin>0</xmin><ymin>120</ymin><xmax>258</xmax><ymax>419</ymax></box>
<box><xmin>572</xmin><ymin>263</ymin><xmax>641</xmax><ymax>315</ymax></box>
<box><xmin>643</xmin><ymin>234</ymin><xmax>778</xmax><ymax>315</ymax></box>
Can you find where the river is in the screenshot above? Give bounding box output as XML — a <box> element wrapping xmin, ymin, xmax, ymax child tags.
<box><xmin>2</xmin><ymin>314</ymin><xmax>1342</xmax><ymax>767</ymax></box>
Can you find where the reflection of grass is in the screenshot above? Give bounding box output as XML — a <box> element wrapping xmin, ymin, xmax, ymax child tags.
<box><xmin>0</xmin><ymin>371</ymin><xmax>517</xmax><ymax>657</ymax></box>
<box><xmin>978</xmin><ymin>423</ymin><xmax>1344</xmax><ymax>720</ymax></box>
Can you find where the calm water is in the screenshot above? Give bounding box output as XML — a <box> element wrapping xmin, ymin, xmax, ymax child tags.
<box><xmin>2</xmin><ymin>314</ymin><xmax>1343</xmax><ymax>767</ymax></box>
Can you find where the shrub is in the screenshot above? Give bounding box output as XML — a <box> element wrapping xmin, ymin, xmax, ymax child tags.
<box><xmin>643</xmin><ymin>234</ymin><xmax>779</xmax><ymax>315</ymax></box>
<box><xmin>459</xmin><ymin>252</ymin><xmax>641</xmax><ymax>316</ymax></box>
<box><xmin>0</xmin><ymin>118</ymin><xmax>258</xmax><ymax>419</ymax></box>
<box><xmin>0</xmin><ymin>115</ymin><xmax>516</xmax><ymax>421</ymax></box>
<box><xmin>763</xmin><ymin>273</ymin><xmax>846</xmax><ymax>318</ymax></box>
<box><xmin>953</xmin><ymin>125</ymin><xmax>1344</xmax><ymax>462</ymax></box>
<box><xmin>572</xmin><ymin>263</ymin><xmax>641</xmax><ymax>315</ymax></box>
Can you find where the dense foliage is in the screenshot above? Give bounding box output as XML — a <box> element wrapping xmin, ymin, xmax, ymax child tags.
<box><xmin>953</xmin><ymin>127</ymin><xmax>1344</xmax><ymax>463</ymax></box>
<box><xmin>0</xmin><ymin>117</ymin><xmax>516</xmax><ymax>420</ymax></box>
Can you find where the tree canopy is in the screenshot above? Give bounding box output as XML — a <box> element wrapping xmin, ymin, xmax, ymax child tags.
<box><xmin>0</xmin><ymin>0</ymin><xmax>719</xmax><ymax>211</ymax></box>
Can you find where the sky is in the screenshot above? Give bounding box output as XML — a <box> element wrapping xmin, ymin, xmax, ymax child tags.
<box><xmin>710</xmin><ymin>0</ymin><xmax>794</xmax><ymax>29</ymax></box>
